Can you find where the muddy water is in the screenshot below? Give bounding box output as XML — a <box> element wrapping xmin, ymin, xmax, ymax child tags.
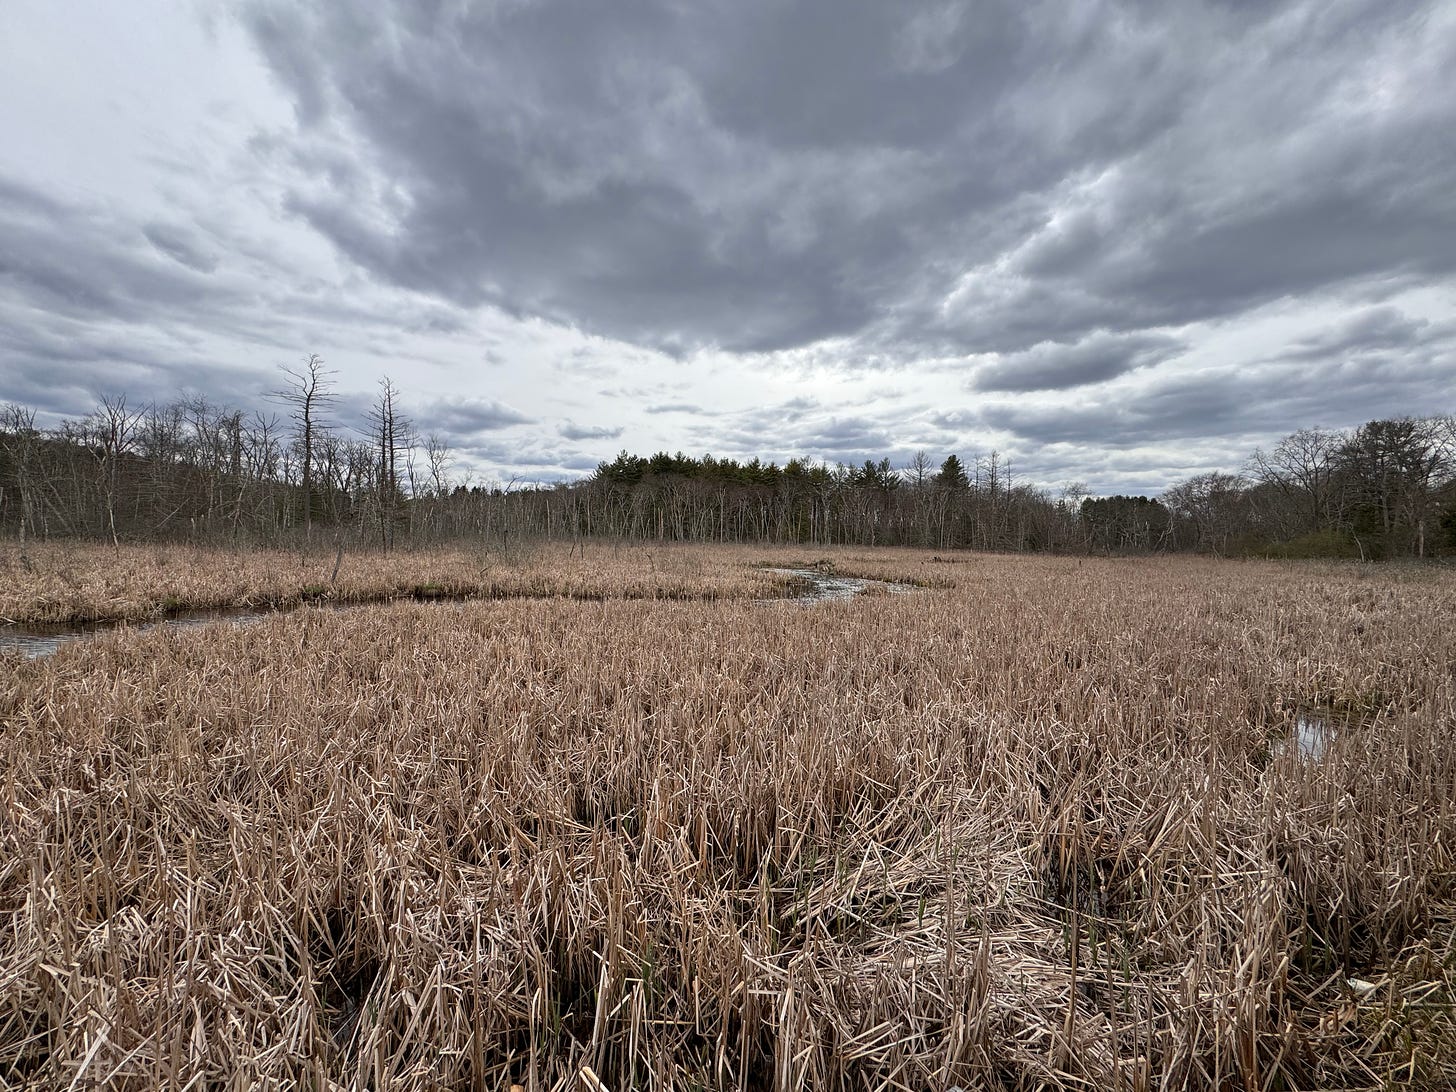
<box><xmin>1</xmin><ymin>569</ymin><xmax>910</xmax><ymax>659</ymax></box>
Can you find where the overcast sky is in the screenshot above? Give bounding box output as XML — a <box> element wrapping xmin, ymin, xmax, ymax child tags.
<box><xmin>2</xmin><ymin>0</ymin><xmax>1454</xmax><ymax>495</ymax></box>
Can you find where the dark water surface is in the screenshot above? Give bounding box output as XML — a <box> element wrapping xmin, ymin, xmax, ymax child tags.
<box><xmin>0</xmin><ymin>606</ymin><xmax>312</xmax><ymax>659</ymax></box>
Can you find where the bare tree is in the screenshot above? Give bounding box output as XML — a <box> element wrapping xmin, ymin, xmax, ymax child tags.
<box><xmin>905</xmin><ymin>450</ymin><xmax>933</xmax><ymax>489</ymax></box>
<box><xmin>90</xmin><ymin>395</ymin><xmax>144</xmax><ymax>549</ymax></box>
<box><xmin>1162</xmin><ymin>472</ymin><xmax>1250</xmax><ymax>554</ymax></box>
<box><xmin>0</xmin><ymin>403</ymin><xmax>41</xmax><ymax>552</ymax></box>
<box><xmin>1247</xmin><ymin>427</ymin><xmax>1345</xmax><ymax>537</ymax></box>
<box><xmin>270</xmin><ymin>355</ymin><xmax>336</xmax><ymax>543</ymax></box>
<box><xmin>425</xmin><ymin>434</ymin><xmax>452</xmax><ymax>496</ymax></box>
<box><xmin>367</xmin><ymin>377</ymin><xmax>413</xmax><ymax>552</ymax></box>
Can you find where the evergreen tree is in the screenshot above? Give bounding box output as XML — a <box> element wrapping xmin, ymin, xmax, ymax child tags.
<box><xmin>936</xmin><ymin>454</ymin><xmax>969</xmax><ymax>490</ymax></box>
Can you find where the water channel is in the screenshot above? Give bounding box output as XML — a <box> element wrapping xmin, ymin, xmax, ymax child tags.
<box><xmin>0</xmin><ymin>568</ymin><xmax>909</xmax><ymax>659</ymax></box>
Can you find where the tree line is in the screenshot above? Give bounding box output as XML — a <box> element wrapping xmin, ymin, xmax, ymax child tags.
<box><xmin>0</xmin><ymin>360</ymin><xmax>437</xmax><ymax>552</ymax></box>
<box><xmin>2</xmin><ymin>363</ymin><xmax>1453</xmax><ymax>558</ymax></box>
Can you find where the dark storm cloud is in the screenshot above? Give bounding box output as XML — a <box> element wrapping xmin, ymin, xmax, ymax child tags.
<box><xmin>974</xmin><ymin>332</ymin><xmax>1186</xmax><ymax>393</ymax></box>
<box><xmin>239</xmin><ymin>0</ymin><xmax>1456</xmax><ymax>361</ymax></box>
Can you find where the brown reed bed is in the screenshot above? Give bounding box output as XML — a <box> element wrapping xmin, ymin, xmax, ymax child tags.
<box><xmin>0</xmin><ymin>551</ymin><xmax>1453</xmax><ymax>1089</ymax></box>
<box><xmin>0</xmin><ymin>541</ymin><xmax>831</xmax><ymax>627</ymax></box>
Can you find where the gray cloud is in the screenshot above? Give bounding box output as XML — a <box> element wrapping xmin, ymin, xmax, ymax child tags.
<box><xmin>0</xmin><ymin>177</ymin><xmax>216</xmax><ymax>324</ymax></box>
<box><xmin>142</xmin><ymin>222</ymin><xmax>220</xmax><ymax>274</ymax></box>
<box><xmin>974</xmin><ymin>332</ymin><xmax>1186</xmax><ymax>392</ymax></box>
<box><xmin>0</xmin><ymin>172</ymin><xmax>482</xmax><ymax>372</ymax></box>
<box><xmin>797</xmin><ymin>416</ymin><xmax>897</xmax><ymax>455</ymax></box>
<box><xmin>0</xmin><ymin>332</ymin><xmax>287</xmax><ymax>423</ymax></box>
<box><xmin>978</xmin><ymin>353</ymin><xmax>1455</xmax><ymax>452</ymax></box>
<box><xmin>559</xmin><ymin>421</ymin><xmax>624</xmax><ymax>441</ymax></box>
<box><xmin>1281</xmin><ymin>306</ymin><xmax>1437</xmax><ymax>362</ymax></box>
<box><xmin>424</xmin><ymin>396</ymin><xmax>533</xmax><ymax>439</ymax></box>
<box><xmin>3</xmin><ymin>0</ymin><xmax>1454</xmax><ymax>496</ymax></box>
<box><xmin>443</xmin><ymin>435</ymin><xmax>602</xmax><ymax>483</ymax></box>
<box><xmin>665</xmin><ymin>398</ymin><xmax>928</xmax><ymax>472</ymax></box>
<box><xmin>238</xmin><ymin>1</ymin><xmax>1456</xmax><ymax>361</ymax></box>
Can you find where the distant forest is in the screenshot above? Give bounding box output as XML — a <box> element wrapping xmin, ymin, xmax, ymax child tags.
<box><xmin>3</xmin><ymin>362</ymin><xmax>1454</xmax><ymax>558</ymax></box>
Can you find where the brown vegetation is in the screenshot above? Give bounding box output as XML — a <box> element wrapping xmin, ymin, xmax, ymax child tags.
<box><xmin>1</xmin><ymin>549</ymin><xmax>1453</xmax><ymax>1089</ymax></box>
<box><xmin>0</xmin><ymin>543</ymin><xmax>775</xmax><ymax>627</ymax></box>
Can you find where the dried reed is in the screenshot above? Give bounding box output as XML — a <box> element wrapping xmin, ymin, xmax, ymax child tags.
<box><xmin>0</xmin><ymin>551</ymin><xmax>1452</xmax><ymax>1089</ymax></box>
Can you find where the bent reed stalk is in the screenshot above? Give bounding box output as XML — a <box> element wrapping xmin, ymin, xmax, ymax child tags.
<box><xmin>0</xmin><ymin>550</ymin><xmax>1453</xmax><ymax>1089</ymax></box>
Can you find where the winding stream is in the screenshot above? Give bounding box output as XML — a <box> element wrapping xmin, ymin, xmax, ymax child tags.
<box><xmin>1</xmin><ymin>568</ymin><xmax>909</xmax><ymax>659</ymax></box>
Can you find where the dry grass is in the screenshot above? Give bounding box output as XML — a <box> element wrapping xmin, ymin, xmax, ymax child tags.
<box><xmin>1</xmin><ymin>550</ymin><xmax>1453</xmax><ymax>1089</ymax></box>
<box><xmin>0</xmin><ymin>542</ymin><xmax>812</xmax><ymax>626</ymax></box>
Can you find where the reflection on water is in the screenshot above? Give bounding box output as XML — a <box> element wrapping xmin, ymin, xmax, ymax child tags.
<box><xmin>1293</xmin><ymin>714</ymin><xmax>1333</xmax><ymax>757</ymax></box>
<box><xmin>0</xmin><ymin>609</ymin><xmax>287</xmax><ymax>660</ymax></box>
<box><xmin>1270</xmin><ymin>712</ymin><xmax>1334</xmax><ymax>759</ymax></box>
<box><xmin>762</xmin><ymin>567</ymin><xmax>913</xmax><ymax>603</ymax></box>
